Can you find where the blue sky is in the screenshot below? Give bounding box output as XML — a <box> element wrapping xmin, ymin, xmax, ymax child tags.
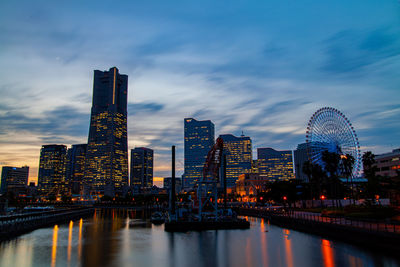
<box><xmin>0</xmin><ymin>0</ymin><xmax>399</xmax><ymax>183</ymax></box>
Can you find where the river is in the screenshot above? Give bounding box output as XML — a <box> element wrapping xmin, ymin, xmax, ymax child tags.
<box><xmin>0</xmin><ymin>209</ymin><xmax>398</xmax><ymax>267</ymax></box>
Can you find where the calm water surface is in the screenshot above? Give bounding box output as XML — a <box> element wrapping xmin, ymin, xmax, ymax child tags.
<box><xmin>0</xmin><ymin>209</ymin><xmax>399</xmax><ymax>267</ymax></box>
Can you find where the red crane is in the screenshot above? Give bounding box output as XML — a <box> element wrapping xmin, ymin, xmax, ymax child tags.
<box><xmin>197</xmin><ymin>137</ymin><xmax>224</xmax><ymax>221</ymax></box>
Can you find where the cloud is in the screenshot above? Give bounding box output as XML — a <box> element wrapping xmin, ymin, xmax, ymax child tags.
<box><xmin>321</xmin><ymin>27</ymin><xmax>400</xmax><ymax>74</ymax></box>
<box><xmin>0</xmin><ymin>105</ymin><xmax>89</xmax><ymax>142</ymax></box>
<box><xmin>128</xmin><ymin>102</ymin><xmax>165</xmax><ymax>115</ymax></box>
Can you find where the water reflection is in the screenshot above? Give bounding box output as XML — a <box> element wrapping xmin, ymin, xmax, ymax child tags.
<box><xmin>51</xmin><ymin>225</ymin><xmax>58</xmax><ymax>267</ymax></box>
<box><xmin>322</xmin><ymin>239</ymin><xmax>335</xmax><ymax>267</ymax></box>
<box><xmin>78</xmin><ymin>218</ymin><xmax>83</xmax><ymax>262</ymax></box>
<box><xmin>0</xmin><ymin>210</ymin><xmax>399</xmax><ymax>267</ymax></box>
<box><xmin>67</xmin><ymin>221</ymin><xmax>73</xmax><ymax>266</ymax></box>
<box><xmin>259</xmin><ymin>219</ymin><xmax>268</xmax><ymax>267</ymax></box>
<box><xmin>283</xmin><ymin>229</ymin><xmax>294</xmax><ymax>267</ymax></box>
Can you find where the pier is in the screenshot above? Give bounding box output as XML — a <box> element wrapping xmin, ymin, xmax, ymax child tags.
<box><xmin>0</xmin><ymin>207</ymin><xmax>94</xmax><ymax>240</ymax></box>
<box><xmin>238</xmin><ymin>207</ymin><xmax>400</xmax><ymax>254</ymax></box>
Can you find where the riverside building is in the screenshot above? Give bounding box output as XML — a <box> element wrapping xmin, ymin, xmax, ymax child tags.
<box><xmin>85</xmin><ymin>67</ymin><xmax>129</xmax><ymax>196</ymax></box>
<box><xmin>183</xmin><ymin>118</ymin><xmax>215</xmax><ymax>189</ymax></box>
<box><xmin>0</xmin><ymin>166</ymin><xmax>29</xmax><ymax>196</ymax></box>
<box><xmin>38</xmin><ymin>144</ymin><xmax>67</xmax><ymax>196</ymax></box>
<box><xmin>257</xmin><ymin>148</ymin><xmax>295</xmax><ymax>181</ymax></box>
<box><xmin>130</xmin><ymin>147</ymin><xmax>154</xmax><ymax>190</ymax></box>
<box><xmin>219</xmin><ymin>134</ymin><xmax>252</xmax><ymax>188</ymax></box>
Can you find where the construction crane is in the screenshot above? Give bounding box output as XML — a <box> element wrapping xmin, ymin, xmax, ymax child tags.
<box><xmin>197</xmin><ymin>137</ymin><xmax>224</xmax><ymax>221</ymax></box>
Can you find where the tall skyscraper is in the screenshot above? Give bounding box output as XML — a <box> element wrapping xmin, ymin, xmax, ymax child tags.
<box><xmin>38</xmin><ymin>145</ymin><xmax>67</xmax><ymax>195</ymax></box>
<box><xmin>219</xmin><ymin>134</ymin><xmax>252</xmax><ymax>188</ymax></box>
<box><xmin>66</xmin><ymin>144</ymin><xmax>87</xmax><ymax>195</ymax></box>
<box><xmin>257</xmin><ymin>148</ymin><xmax>294</xmax><ymax>181</ymax></box>
<box><xmin>183</xmin><ymin>118</ymin><xmax>215</xmax><ymax>189</ymax></box>
<box><xmin>85</xmin><ymin>67</ymin><xmax>128</xmax><ymax>196</ymax></box>
<box><xmin>130</xmin><ymin>147</ymin><xmax>153</xmax><ymax>190</ymax></box>
<box><xmin>0</xmin><ymin>166</ymin><xmax>29</xmax><ymax>195</ymax></box>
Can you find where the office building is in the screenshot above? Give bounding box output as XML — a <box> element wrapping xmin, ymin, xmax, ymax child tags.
<box><xmin>130</xmin><ymin>147</ymin><xmax>153</xmax><ymax>189</ymax></box>
<box><xmin>374</xmin><ymin>148</ymin><xmax>400</xmax><ymax>177</ymax></box>
<box><xmin>38</xmin><ymin>145</ymin><xmax>67</xmax><ymax>195</ymax></box>
<box><xmin>0</xmin><ymin>166</ymin><xmax>29</xmax><ymax>196</ymax></box>
<box><xmin>220</xmin><ymin>134</ymin><xmax>252</xmax><ymax>188</ymax></box>
<box><xmin>85</xmin><ymin>67</ymin><xmax>129</xmax><ymax>196</ymax></box>
<box><xmin>294</xmin><ymin>143</ymin><xmax>309</xmax><ymax>182</ymax></box>
<box><xmin>66</xmin><ymin>144</ymin><xmax>87</xmax><ymax>195</ymax></box>
<box><xmin>183</xmin><ymin>118</ymin><xmax>215</xmax><ymax>189</ymax></box>
<box><xmin>257</xmin><ymin>148</ymin><xmax>294</xmax><ymax>181</ymax></box>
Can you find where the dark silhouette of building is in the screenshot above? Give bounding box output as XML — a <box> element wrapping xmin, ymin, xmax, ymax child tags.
<box><xmin>0</xmin><ymin>166</ymin><xmax>29</xmax><ymax>196</ymax></box>
<box><xmin>257</xmin><ymin>147</ymin><xmax>294</xmax><ymax>181</ymax></box>
<box><xmin>183</xmin><ymin>118</ymin><xmax>215</xmax><ymax>189</ymax></box>
<box><xmin>130</xmin><ymin>147</ymin><xmax>153</xmax><ymax>190</ymax></box>
<box><xmin>294</xmin><ymin>143</ymin><xmax>309</xmax><ymax>182</ymax></box>
<box><xmin>163</xmin><ymin>177</ymin><xmax>182</xmax><ymax>193</ymax></box>
<box><xmin>66</xmin><ymin>144</ymin><xmax>87</xmax><ymax>195</ymax></box>
<box><xmin>85</xmin><ymin>67</ymin><xmax>128</xmax><ymax>196</ymax></box>
<box><xmin>38</xmin><ymin>145</ymin><xmax>67</xmax><ymax>196</ymax></box>
<box><xmin>219</xmin><ymin>134</ymin><xmax>252</xmax><ymax>188</ymax></box>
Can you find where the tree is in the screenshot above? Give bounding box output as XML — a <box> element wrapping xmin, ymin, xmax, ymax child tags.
<box><xmin>303</xmin><ymin>161</ymin><xmax>326</xmax><ymax>200</ymax></box>
<box><xmin>362</xmin><ymin>151</ymin><xmax>381</xmax><ymax>200</ymax></box>
<box><xmin>322</xmin><ymin>151</ymin><xmax>344</xmax><ymax>207</ymax></box>
<box><xmin>341</xmin><ymin>154</ymin><xmax>355</xmax><ymax>201</ymax></box>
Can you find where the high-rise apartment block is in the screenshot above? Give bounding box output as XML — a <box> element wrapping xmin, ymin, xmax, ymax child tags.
<box><xmin>257</xmin><ymin>148</ymin><xmax>294</xmax><ymax>181</ymax></box>
<box><xmin>0</xmin><ymin>166</ymin><xmax>29</xmax><ymax>195</ymax></box>
<box><xmin>66</xmin><ymin>144</ymin><xmax>87</xmax><ymax>195</ymax></box>
<box><xmin>219</xmin><ymin>134</ymin><xmax>252</xmax><ymax>188</ymax></box>
<box><xmin>85</xmin><ymin>67</ymin><xmax>128</xmax><ymax>196</ymax></box>
<box><xmin>38</xmin><ymin>145</ymin><xmax>67</xmax><ymax>195</ymax></box>
<box><xmin>130</xmin><ymin>147</ymin><xmax>153</xmax><ymax>189</ymax></box>
<box><xmin>183</xmin><ymin>118</ymin><xmax>215</xmax><ymax>189</ymax></box>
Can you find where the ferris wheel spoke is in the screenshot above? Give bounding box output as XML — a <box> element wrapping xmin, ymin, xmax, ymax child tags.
<box><xmin>306</xmin><ymin>107</ymin><xmax>361</xmax><ymax>177</ymax></box>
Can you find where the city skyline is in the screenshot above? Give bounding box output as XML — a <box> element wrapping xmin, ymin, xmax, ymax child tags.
<box><xmin>0</xmin><ymin>1</ymin><xmax>399</xmax><ymax>183</ymax></box>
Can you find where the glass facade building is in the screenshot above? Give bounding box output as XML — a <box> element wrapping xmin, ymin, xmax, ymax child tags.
<box><xmin>257</xmin><ymin>148</ymin><xmax>294</xmax><ymax>181</ymax></box>
<box><xmin>130</xmin><ymin>147</ymin><xmax>153</xmax><ymax>190</ymax></box>
<box><xmin>183</xmin><ymin>118</ymin><xmax>215</xmax><ymax>189</ymax></box>
<box><xmin>66</xmin><ymin>144</ymin><xmax>87</xmax><ymax>195</ymax></box>
<box><xmin>85</xmin><ymin>67</ymin><xmax>128</xmax><ymax>196</ymax></box>
<box><xmin>38</xmin><ymin>145</ymin><xmax>67</xmax><ymax>195</ymax></box>
<box><xmin>0</xmin><ymin>166</ymin><xmax>29</xmax><ymax>195</ymax></box>
<box><xmin>219</xmin><ymin>134</ymin><xmax>252</xmax><ymax>188</ymax></box>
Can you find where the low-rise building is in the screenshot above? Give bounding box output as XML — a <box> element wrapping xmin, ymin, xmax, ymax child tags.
<box><xmin>374</xmin><ymin>148</ymin><xmax>400</xmax><ymax>177</ymax></box>
<box><xmin>235</xmin><ymin>173</ymin><xmax>272</xmax><ymax>197</ymax></box>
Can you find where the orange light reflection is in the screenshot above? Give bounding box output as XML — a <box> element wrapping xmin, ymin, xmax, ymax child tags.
<box><xmin>260</xmin><ymin>219</ymin><xmax>268</xmax><ymax>266</ymax></box>
<box><xmin>67</xmin><ymin>221</ymin><xmax>73</xmax><ymax>265</ymax></box>
<box><xmin>322</xmin><ymin>239</ymin><xmax>335</xmax><ymax>267</ymax></box>
<box><xmin>78</xmin><ymin>218</ymin><xmax>83</xmax><ymax>262</ymax></box>
<box><xmin>51</xmin><ymin>225</ymin><xmax>58</xmax><ymax>267</ymax></box>
<box><xmin>283</xmin><ymin>229</ymin><xmax>293</xmax><ymax>267</ymax></box>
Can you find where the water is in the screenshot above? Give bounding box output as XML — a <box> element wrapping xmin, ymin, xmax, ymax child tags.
<box><xmin>0</xmin><ymin>209</ymin><xmax>398</xmax><ymax>267</ymax></box>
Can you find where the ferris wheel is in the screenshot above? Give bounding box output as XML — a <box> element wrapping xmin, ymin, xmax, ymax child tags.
<box><xmin>306</xmin><ymin>107</ymin><xmax>361</xmax><ymax>177</ymax></box>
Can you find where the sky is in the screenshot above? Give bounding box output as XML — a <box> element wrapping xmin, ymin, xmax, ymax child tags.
<box><xmin>0</xmin><ymin>0</ymin><xmax>399</xmax><ymax>185</ymax></box>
